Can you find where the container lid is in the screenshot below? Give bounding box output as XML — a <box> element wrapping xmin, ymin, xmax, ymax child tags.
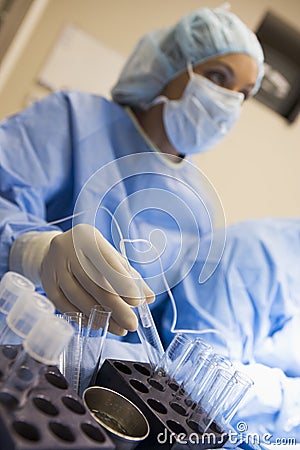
<box><xmin>0</xmin><ymin>272</ymin><xmax>35</xmax><ymax>314</ymax></box>
<box><xmin>6</xmin><ymin>292</ymin><xmax>55</xmax><ymax>338</ymax></box>
<box><xmin>23</xmin><ymin>315</ymin><xmax>74</xmax><ymax>365</ymax></box>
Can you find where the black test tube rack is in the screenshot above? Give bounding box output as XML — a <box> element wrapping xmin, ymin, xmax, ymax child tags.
<box><xmin>0</xmin><ymin>345</ymin><xmax>115</xmax><ymax>450</ymax></box>
<box><xmin>96</xmin><ymin>359</ymin><xmax>229</xmax><ymax>450</ymax></box>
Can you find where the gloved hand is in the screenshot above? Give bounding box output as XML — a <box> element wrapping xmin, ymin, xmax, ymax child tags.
<box><xmin>10</xmin><ymin>224</ymin><xmax>155</xmax><ymax>336</ymax></box>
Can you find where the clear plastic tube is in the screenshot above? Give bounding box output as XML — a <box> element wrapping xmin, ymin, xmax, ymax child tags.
<box><xmin>153</xmin><ymin>333</ymin><xmax>193</xmax><ymax>382</ymax></box>
<box><xmin>189</xmin><ymin>353</ymin><xmax>232</xmax><ymax>404</ymax></box>
<box><xmin>119</xmin><ymin>238</ymin><xmax>164</xmax><ymax>370</ymax></box>
<box><xmin>213</xmin><ymin>370</ymin><xmax>254</xmax><ymax>427</ymax></box>
<box><xmin>60</xmin><ymin>312</ymin><xmax>88</xmax><ymax>395</ymax></box>
<box><xmin>80</xmin><ymin>305</ymin><xmax>111</xmax><ymax>394</ymax></box>
<box><xmin>187</xmin><ymin>368</ymin><xmax>233</xmax><ymax>433</ymax></box>
<box><xmin>132</xmin><ymin>298</ymin><xmax>164</xmax><ymax>370</ymax></box>
<box><xmin>171</xmin><ymin>337</ymin><xmax>212</xmax><ymax>399</ymax></box>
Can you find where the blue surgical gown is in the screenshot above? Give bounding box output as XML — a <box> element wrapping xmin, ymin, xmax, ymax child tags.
<box><xmin>0</xmin><ymin>90</ymin><xmax>213</xmax><ymax>295</ymax></box>
<box><xmin>163</xmin><ymin>218</ymin><xmax>300</xmax><ymax>440</ymax></box>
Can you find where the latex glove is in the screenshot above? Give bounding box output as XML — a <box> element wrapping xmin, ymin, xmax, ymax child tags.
<box><xmin>11</xmin><ymin>224</ymin><xmax>155</xmax><ymax>336</ymax></box>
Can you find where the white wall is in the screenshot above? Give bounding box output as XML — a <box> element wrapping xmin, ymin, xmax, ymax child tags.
<box><xmin>0</xmin><ymin>0</ymin><xmax>299</xmax><ymax>225</ymax></box>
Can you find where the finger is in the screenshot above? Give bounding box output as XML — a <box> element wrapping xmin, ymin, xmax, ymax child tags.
<box><xmin>72</xmin><ymin>248</ymin><xmax>141</xmax><ymax>308</ymax></box>
<box><xmin>69</xmin><ymin>262</ymin><xmax>138</xmax><ymax>331</ymax></box>
<box><xmin>41</xmin><ymin>261</ymin><xmax>80</xmax><ymax>313</ymax></box>
<box><xmin>78</xmin><ymin>249</ymin><xmax>153</xmax><ymax>307</ymax></box>
<box><xmin>128</xmin><ymin>266</ymin><xmax>155</xmax><ymax>304</ymax></box>
<box><xmin>73</xmin><ymin>226</ymin><xmax>142</xmax><ymax>301</ymax></box>
<box><xmin>41</xmin><ymin>271</ymin><xmax>82</xmax><ymax>314</ymax></box>
<box><xmin>106</xmin><ymin>317</ymin><xmax>128</xmax><ymax>336</ymax></box>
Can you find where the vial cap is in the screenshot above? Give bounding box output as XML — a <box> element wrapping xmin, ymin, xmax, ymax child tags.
<box><xmin>6</xmin><ymin>292</ymin><xmax>55</xmax><ymax>338</ymax></box>
<box><xmin>0</xmin><ymin>272</ymin><xmax>35</xmax><ymax>314</ymax></box>
<box><xmin>23</xmin><ymin>315</ymin><xmax>74</xmax><ymax>365</ymax></box>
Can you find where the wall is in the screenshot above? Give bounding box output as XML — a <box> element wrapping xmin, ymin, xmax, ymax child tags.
<box><xmin>0</xmin><ymin>0</ymin><xmax>299</xmax><ymax>225</ymax></box>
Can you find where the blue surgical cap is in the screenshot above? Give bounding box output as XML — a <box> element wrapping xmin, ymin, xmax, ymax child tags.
<box><xmin>111</xmin><ymin>7</ymin><xmax>264</xmax><ymax>108</ymax></box>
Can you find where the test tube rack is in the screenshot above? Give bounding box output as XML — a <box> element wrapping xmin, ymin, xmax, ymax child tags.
<box><xmin>96</xmin><ymin>359</ymin><xmax>229</xmax><ymax>450</ymax></box>
<box><xmin>0</xmin><ymin>345</ymin><xmax>115</xmax><ymax>450</ymax></box>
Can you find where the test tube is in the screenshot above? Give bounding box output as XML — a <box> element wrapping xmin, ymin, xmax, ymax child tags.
<box><xmin>171</xmin><ymin>337</ymin><xmax>212</xmax><ymax>398</ymax></box>
<box><xmin>133</xmin><ymin>299</ymin><xmax>164</xmax><ymax>370</ymax></box>
<box><xmin>185</xmin><ymin>353</ymin><xmax>233</xmax><ymax>413</ymax></box>
<box><xmin>60</xmin><ymin>312</ymin><xmax>88</xmax><ymax>395</ymax></box>
<box><xmin>0</xmin><ymin>272</ymin><xmax>35</xmax><ymax>332</ymax></box>
<box><xmin>187</xmin><ymin>368</ymin><xmax>233</xmax><ymax>433</ymax></box>
<box><xmin>79</xmin><ymin>305</ymin><xmax>111</xmax><ymax>395</ymax></box>
<box><xmin>152</xmin><ymin>333</ymin><xmax>193</xmax><ymax>386</ymax></box>
<box><xmin>0</xmin><ymin>314</ymin><xmax>74</xmax><ymax>408</ymax></box>
<box><xmin>212</xmin><ymin>370</ymin><xmax>254</xmax><ymax>427</ymax></box>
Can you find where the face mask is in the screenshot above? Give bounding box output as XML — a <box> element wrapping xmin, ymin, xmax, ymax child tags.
<box><xmin>161</xmin><ymin>64</ymin><xmax>244</xmax><ymax>155</ymax></box>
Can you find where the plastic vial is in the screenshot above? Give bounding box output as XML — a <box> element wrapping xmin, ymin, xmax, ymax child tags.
<box><xmin>0</xmin><ymin>292</ymin><xmax>55</xmax><ymax>346</ymax></box>
<box><xmin>0</xmin><ymin>314</ymin><xmax>74</xmax><ymax>408</ymax></box>
<box><xmin>0</xmin><ymin>272</ymin><xmax>35</xmax><ymax>333</ymax></box>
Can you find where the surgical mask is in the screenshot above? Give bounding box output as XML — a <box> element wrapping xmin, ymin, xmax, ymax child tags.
<box><xmin>161</xmin><ymin>64</ymin><xmax>244</xmax><ymax>155</ymax></box>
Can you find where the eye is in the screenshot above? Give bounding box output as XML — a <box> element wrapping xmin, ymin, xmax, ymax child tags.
<box><xmin>202</xmin><ymin>70</ymin><xmax>228</xmax><ymax>88</ymax></box>
<box><xmin>240</xmin><ymin>90</ymin><xmax>251</xmax><ymax>101</ymax></box>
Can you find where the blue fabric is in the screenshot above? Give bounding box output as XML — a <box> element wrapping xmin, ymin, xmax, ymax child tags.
<box><xmin>111</xmin><ymin>7</ymin><xmax>264</xmax><ymax>108</ymax></box>
<box><xmin>0</xmin><ymin>90</ymin><xmax>213</xmax><ymax>292</ymax></box>
<box><xmin>161</xmin><ymin>218</ymin><xmax>300</xmax><ymax>440</ymax></box>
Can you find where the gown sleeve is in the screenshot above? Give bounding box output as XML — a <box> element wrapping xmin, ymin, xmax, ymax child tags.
<box><xmin>0</xmin><ymin>91</ymin><xmax>74</xmax><ymax>277</ymax></box>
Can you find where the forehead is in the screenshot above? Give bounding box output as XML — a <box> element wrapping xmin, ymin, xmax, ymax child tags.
<box><xmin>195</xmin><ymin>53</ymin><xmax>259</xmax><ymax>87</ymax></box>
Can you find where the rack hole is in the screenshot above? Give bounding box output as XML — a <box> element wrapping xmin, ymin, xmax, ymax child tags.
<box><xmin>148</xmin><ymin>378</ymin><xmax>165</xmax><ymax>391</ymax></box>
<box><xmin>12</xmin><ymin>421</ymin><xmax>40</xmax><ymax>441</ymax></box>
<box><xmin>2</xmin><ymin>345</ymin><xmax>18</xmax><ymax>360</ymax></box>
<box><xmin>17</xmin><ymin>366</ymin><xmax>33</xmax><ymax>382</ymax></box>
<box><xmin>169</xmin><ymin>401</ymin><xmax>187</xmax><ymax>416</ymax></box>
<box><xmin>184</xmin><ymin>397</ymin><xmax>195</xmax><ymax>408</ymax></box>
<box><xmin>45</xmin><ymin>371</ymin><xmax>68</xmax><ymax>389</ymax></box>
<box><xmin>129</xmin><ymin>379</ymin><xmax>149</xmax><ymax>393</ymax></box>
<box><xmin>62</xmin><ymin>396</ymin><xmax>86</xmax><ymax>414</ymax></box>
<box><xmin>168</xmin><ymin>381</ymin><xmax>179</xmax><ymax>392</ymax></box>
<box><xmin>133</xmin><ymin>363</ymin><xmax>151</xmax><ymax>376</ymax></box>
<box><xmin>147</xmin><ymin>398</ymin><xmax>167</xmax><ymax>414</ymax></box>
<box><xmin>209</xmin><ymin>420</ymin><xmax>223</xmax><ymax>434</ymax></box>
<box><xmin>0</xmin><ymin>392</ymin><xmax>18</xmax><ymax>408</ymax></box>
<box><xmin>166</xmin><ymin>419</ymin><xmax>187</xmax><ymax>436</ymax></box>
<box><xmin>33</xmin><ymin>396</ymin><xmax>59</xmax><ymax>416</ymax></box>
<box><xmin>186</xmin><ymin>419</ymin><xmax>201</xmax><ymax>433</ymax></box>
<box><xmin>113</xmin><ymin>361</ymin><xmax>132</xmax><ymax>375</ymax></box>
<box><xmin>81</xmin><ymin>423</ymin><xmax>105</xmax><ymax>443</ymax></box>
<box><xmin>49</xmin><ymin>421</ymin><xmax>75</xmax><ymax>442</ymax></box>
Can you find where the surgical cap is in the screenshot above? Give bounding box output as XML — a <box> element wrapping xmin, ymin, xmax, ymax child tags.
<box><xmin>111</xmin><ymin>7</ymin><xmax>264</xmax><ymax>108</ymax></box>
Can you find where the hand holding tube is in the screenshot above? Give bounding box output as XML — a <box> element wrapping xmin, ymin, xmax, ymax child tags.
<box><xmin>40</xmin><ymin>224</ymin><xmax>155</xmax><ymax>335</ymax></box>
<box><xmin>10</xmin><ymin>224</ymin><xmax>155</xmax><ymax>336</ymax></box>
